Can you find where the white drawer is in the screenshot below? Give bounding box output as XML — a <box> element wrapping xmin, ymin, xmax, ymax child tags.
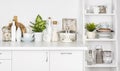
<box><xmin>0</xmin><ymin>51</ymin><xmax>11</xmax><ymax>59</ymax></box>
<box><xmin>0</xmin><ymin>60</ymin><xmax>11</xmax><ymax>71</ymax></box>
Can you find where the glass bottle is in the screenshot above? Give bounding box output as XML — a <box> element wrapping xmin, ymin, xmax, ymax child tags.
<box><xmin>87</xmin><ymin>50</ymin><xmax>94</xmax><ymax>65</ymax></box>
<box><xmin>52</xmin><ymin>21</ymin><xmax>59</xmax><ymax>42</ymax></box>
<box><xmin>43</xmin><ymin>17</ymin><xmax>52</xmax><ymax>42</ymax></box>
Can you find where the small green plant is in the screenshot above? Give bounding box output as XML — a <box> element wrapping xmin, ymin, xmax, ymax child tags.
<box><xmin>85</xmin><ymin>22</ymin><xmax>97</xmax><ymax>32</ymax></box>
<box><xmin>30</xmin><ymin>15</ymin><xmax>46</xmax><ymax>32</ymax></box>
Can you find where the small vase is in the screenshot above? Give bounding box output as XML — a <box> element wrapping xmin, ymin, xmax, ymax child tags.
<box><xmin>34</xmin><ymin>32</ymin><xmax>43</xmax><ymax>42</ymax></box>
<box><xmin>87</xmin><ymin>31</ymin><xmax>96</xmax><ymax>39</ymax></box>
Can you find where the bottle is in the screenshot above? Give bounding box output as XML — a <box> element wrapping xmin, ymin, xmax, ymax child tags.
<box><xmin>16</xmin><ymin>27</ymin><xmax>21</xmax><ymax>42</ymax></box>
<box><xmin>96</xmin><ymin>45</ymin><xmax>103</xmax><ymax>64</ymax></box>
<box><xmin>43</xmin><ymin>17</ymin><xmax>52</xmax><ymax>42</ymax></box>
<box><xmin>52</xmin><ymin>21</ymin><xmax>59</xmax><ymax>42</ymax></box>
<box><xmin>87</xmin><ymin>50</ymin><xmax>94</xmax><ymax>65</ymax></box>
<box><xmin>47</xmin><ymin>17</ymin><xmax>52</xmax><ymax>36</ymax></box>
<box><xmin>11</xmin><ymin>21</ymin><xmax>16</xmax><ymax>42</ymax></box>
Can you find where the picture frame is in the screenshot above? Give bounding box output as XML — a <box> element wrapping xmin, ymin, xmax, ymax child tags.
<box><xmin>62</xmin><ymin>18</ymin><xmax>77</xmax><ymax>31</ymax></box>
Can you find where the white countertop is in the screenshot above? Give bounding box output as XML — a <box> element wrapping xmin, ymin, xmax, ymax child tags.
<box><xmin>0</xmin><ymin>41</ymin><xmax>87</xmax><ymax>50</ymax></box>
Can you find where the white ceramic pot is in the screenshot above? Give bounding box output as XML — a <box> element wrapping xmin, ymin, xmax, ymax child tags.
<box><xmin>87</xmin><ymin>31</ymin><xmax>96</xmax><ymax>39</ymax></box>
<box><xmin>34</xmin><ymin>32</ymin><xmax>43</xmax><ymax>42</ymax></box>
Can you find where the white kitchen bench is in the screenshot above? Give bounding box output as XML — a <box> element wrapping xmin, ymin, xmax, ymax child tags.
<box><xmin>0</xmin><ymin>41</ymin><xmax>87</xmax><ymax>71</ymax></box>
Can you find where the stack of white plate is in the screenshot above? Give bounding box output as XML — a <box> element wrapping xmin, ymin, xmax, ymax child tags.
<box><xmin>97</xmin><ymin>32</ymin><xmax>113</xmax><ymax>39</ymax></box>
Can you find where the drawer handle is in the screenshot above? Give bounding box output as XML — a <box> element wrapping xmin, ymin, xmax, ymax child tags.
<box><xmin>46</xmin><ymin>52</ymin><xmax>48</xmax><ymax>62</ymax></box>
<box><xmin>61</xmin><ymin>53</ymin><xmax>72</xmax><ymax>55</ymax></box>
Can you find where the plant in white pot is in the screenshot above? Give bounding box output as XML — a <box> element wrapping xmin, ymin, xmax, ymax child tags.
<box><xmin>30</xmin><ymin>15</ymin><xmax>46</xmax><ymax>41</ymax></box>
<box><xmin>85</xmin><ymin>23</ymin><xmax>97</xmax><ymax>39</ymax></box>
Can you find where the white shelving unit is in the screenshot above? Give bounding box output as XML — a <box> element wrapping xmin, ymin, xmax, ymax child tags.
<box><xmin>83</xmin><ymin>0</ymin><xmax>118</xmax><ymax>71</ymax></box>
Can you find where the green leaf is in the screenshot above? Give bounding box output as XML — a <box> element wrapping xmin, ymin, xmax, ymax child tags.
<box><xmin>85</xmin><ymin>22</ymin><xmax>96</xmax><ymax>32</ymax></box>
<box><xmin>30</xmin><ymin>14</ymin><xmax>46</xmax><ymax>32</ymax></box>
<box><xmin>35</xmin><ymin>14</ymin><xmax>42</xmax><ymax>23</ymax></box>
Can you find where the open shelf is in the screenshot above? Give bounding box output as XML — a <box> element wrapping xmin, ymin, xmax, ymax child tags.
<box><xmin>85</xmin><ymin>13</ymin><xmax>115</xmax><ymax>16</ymax></box>
<box><xmin>83</xmin><ymin>0</ymin><xmax>118</xmax><ymax>71</ymax></box>
<box><xmin>85</xmin><ymin>39</ymin><xmax>116</xmax><ymax>42</ymax></box>
<box><xmin>85</xmin><ymin>64</ymin><xmax>117</xmax><ymax>68</ymax></box>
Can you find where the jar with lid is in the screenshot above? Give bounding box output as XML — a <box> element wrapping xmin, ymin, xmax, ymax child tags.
<box><xmin>2</xmin><ymin>26</ymin><xmax>11</xmax><ymax>41</ymax></box>
<box><xmin>103</xmin><ymin>51</ymin><xmax>113</xmax><ymax>64</ymax></box>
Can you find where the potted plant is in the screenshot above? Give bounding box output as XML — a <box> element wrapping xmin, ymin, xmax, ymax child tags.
<box><xmin>30</xmin><ymin>14</ymin><xmax>46</xmax><ymax>41</ymax></box>
<box><xmin>85</xmin><ymin>22</ymin><xmax>97</xmax><ymax>39</ymax></box>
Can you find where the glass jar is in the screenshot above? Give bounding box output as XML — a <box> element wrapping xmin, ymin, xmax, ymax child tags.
<box><xmin>98</xmin><ymin>5</ymin><xmax>106</xmax><ymax>13</ymax></box>
<box><xmin>2</xmin><ymin>26</ymin><xmax>11</xmax><ymax>41</ymax></box>
<box><xmin>103</xmin><ymin>51</ymin><xmax>113</xmax><ymax>64</ymax></box>
<box><xmin>86</xmin><ymin>50</ymin><xmax>95</xmax><ymax>65</ymax></box>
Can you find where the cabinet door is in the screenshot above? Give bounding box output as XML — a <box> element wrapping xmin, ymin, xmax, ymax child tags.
<box><xmin>0</xmin><ymin>60</ymin><xmax>11</xmax><ymax>71</ymax></box>
<box><xmin>12</xmin><ymin>51</ymin><xmax>49</xmax><ymax>71</ymax></box>
<box><xmin>50</xmin><ymin>51</ymin><xmax>84</xmax><ymax>71</ymax></box>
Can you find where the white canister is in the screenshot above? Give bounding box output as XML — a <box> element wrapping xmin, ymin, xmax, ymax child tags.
<box><xmin>93</xmin><ymin>6</ymin><xmax>99</xmax><ymax>14</ymax></box>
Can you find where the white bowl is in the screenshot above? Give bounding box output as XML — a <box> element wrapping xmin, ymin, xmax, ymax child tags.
<box><xmin>21</xmin><ymin>33</ymin><xmax>35</xmax><ymax>42</ymax></box>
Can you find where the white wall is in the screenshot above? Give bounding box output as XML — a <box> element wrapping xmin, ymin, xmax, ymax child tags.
<box><xmin>0</xmin><ymin>0</ymin><xmax>83</xmax><ymax>41</ymax></box>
